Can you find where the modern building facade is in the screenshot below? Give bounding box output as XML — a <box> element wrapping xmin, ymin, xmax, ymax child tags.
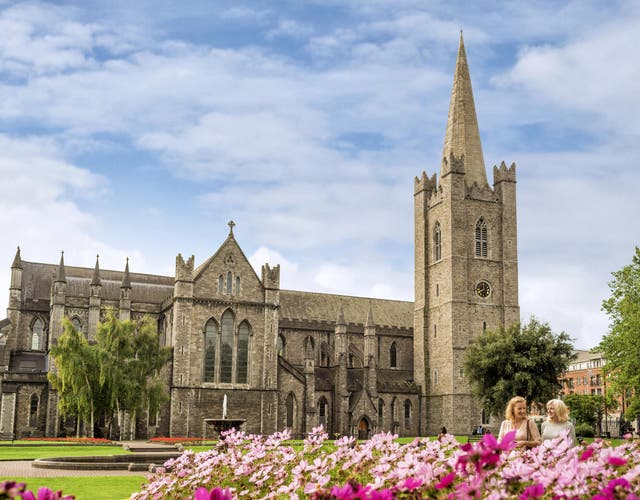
<box><xmin>0</xmin><ymin>35</ymin><xmax>520</xmax><ymax>439</ymax></box>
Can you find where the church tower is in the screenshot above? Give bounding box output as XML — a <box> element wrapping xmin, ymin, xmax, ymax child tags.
<box><xmin>414</xmin><ymin>34</ymin><xmax>520</xmax><ymax>435</ymax></box>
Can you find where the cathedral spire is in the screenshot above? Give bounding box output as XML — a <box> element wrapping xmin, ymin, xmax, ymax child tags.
<box><xmin>121</xmin><ymin>257</ymin><xmax>131</xmax><ymax>289</ymax></box>
<box><xmin>55</xmin><ymin>251</ymin><xmax>66</xmax><ymax>283</ymax></box>
<box><xmin>441</xmin><ymin>32</ymin><xmax>488</xmax><ymax>188</ymax></box>
<box><xmin>91</xmin><ymin>254</ymin><xmax>101</xmax><ymax>286</ymax></box>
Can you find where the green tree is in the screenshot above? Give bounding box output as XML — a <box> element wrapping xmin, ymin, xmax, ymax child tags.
<box><xmin>563</xmin><ymin>394</ymin><xmax>600</xmax><ymax>428</ymax></box>
<box><xmin>95</xmin><ymin>311</ymin><xmax>170</xmax><ymax>439</ymax></box>
<box><xmin>48</xmin><ymin>318</ymin><xmax>101</xmax><ymax>437</ymax></box>
<box><xmin>597</xmin><ymin>247</ymin><xmax>640</xmax><ymax>420</ymax></box>
<box><xmin>464</xmin><ymin>317</ymin><xmax>575</xmax><ymax>418</ymax></box>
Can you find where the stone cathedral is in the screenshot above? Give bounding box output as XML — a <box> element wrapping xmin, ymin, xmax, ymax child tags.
<box><xmin>0</xmin><ymin>36</ymin><xmax>519</xmax><ymax>440</ymax></box>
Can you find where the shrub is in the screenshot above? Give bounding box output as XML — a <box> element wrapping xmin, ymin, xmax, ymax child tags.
<box><xmin>575</xmin><ymin>423</ymin><xmax>595</xmax><ymax>437</ymax></box>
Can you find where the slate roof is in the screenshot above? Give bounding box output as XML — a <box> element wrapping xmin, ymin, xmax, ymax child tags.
<box><xmin>20</xmin><ymin>261</ymin><xmax>174</xmax><ymax>305</ymax></box>
<box><xmin>279</xmin><ymin>290</ymin><xmax>413</xmax><ymax>330</ymax></box>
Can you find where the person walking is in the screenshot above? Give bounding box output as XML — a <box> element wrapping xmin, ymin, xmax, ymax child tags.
<box><xmin>498</xmin><ymin>396</ymin><xmax>541</xmax><ymax>449</ymax></box>
<box><xmin>541</xmin><ymin>399</ymin><xmax>577</xmax><ymax>447</ymax></box>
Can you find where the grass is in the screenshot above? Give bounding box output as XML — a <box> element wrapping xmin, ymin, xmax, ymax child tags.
<box><xmin>2</xmin><ymin>476</ymin><xmax>148</xmax><ymax>500</ymax></box>
<box><xmin>0</xmin><ymin>445</ymin><xmax>131</xmax><ymax>460</ymax></box>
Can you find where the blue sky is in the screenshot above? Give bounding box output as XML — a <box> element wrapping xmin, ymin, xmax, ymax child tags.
<box><xmin>1</xmin><ymin>0</ymin><xmax>639</xmax><ymax>350</ymax></box>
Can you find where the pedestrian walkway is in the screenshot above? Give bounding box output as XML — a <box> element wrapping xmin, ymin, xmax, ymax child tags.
<box><xmin>0</xmin><ymin>440</ymin><xmax>177</xmax><ymax>478</ymax></box>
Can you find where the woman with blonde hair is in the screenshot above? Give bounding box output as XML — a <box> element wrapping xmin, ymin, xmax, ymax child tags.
<box><xmin>541</xmin><ymin>399</ymin><xmax>577</xmax><ymax>446</ymax></box>
<box><xmin>497</xmin><ymin>396</ymin><xmax>541</xmax><ymax>448</ymax></box>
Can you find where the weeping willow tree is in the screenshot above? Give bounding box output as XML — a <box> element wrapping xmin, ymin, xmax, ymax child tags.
<box><xmin>48</xmin><ymin>318</ymin><xmax>100</xmax><ymax>437</ymax></box>
<box><xmin>96</xmin><ymin>313</ymin><xmax>170</xmax><ymax>439</ymax></box>
<box><xmin>49</xmin><ymin>311</ymin><xmax>170</xmax><ymax>439</ymax></box>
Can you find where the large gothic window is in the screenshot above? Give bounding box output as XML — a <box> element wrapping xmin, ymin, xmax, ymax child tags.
<box><xmin>220</xmin><ymin>310</ymin><xmax>234</xmax><ymax>383</ymax></box>
<box><xmin>236</xmin><ymin>321</ymin><xmax>250</xmax><ymax>384</ymax></box>
<box><xmin>204</xmin><ymin>318</ymin><xmax>218</xmax><ymax>383</ymax></box>
<box><xmin>475</xmin><ymin>218</ymin><xmax>488</xmax><ymax>258</ymax></box>
<box><xmin>390</xmin><ymin>342</ymin><xmax>397</xmax><ymax>368</ymax></box>
<box><xmin>31</xmin><ymin>318</ymin><xmax>44</xmax><ymax>350</ymax></box>
<box><xmin>433</xmin><ymin>222</ymin><xmax>442</xmax><ymax>261</ymax></box>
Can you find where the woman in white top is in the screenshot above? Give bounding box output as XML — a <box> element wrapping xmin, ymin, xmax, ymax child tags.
<box><xmin>498</xmin><ymin>396</ymin><xmax>541</xmax><ymax>448</ymax></box>
<box><xmin>541</xmin><ymin>399</ymin><xmax>577</xmax><ymax>447</ymax></box>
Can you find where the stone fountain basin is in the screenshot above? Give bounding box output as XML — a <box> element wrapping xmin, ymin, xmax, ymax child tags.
<box><xmin>32</xmin><ymin>452</ymin><xmax>182</xmax><ymax>471</ymax></box>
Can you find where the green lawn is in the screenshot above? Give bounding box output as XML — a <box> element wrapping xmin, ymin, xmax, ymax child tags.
<box><xmin>0</xmin><ymin>445</ymin><xmax>131</xmax><ymax>460</ymax></box>
<box><xmin>2</xmin><ymin>476</ymin><xmax>148</xmax><ymax>500</ymax></box>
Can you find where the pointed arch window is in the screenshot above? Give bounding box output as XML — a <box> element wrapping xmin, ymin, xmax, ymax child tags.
<box><xmin>378</xmin><ymin>399</ymin><xmax>384</xmax><ymax>428</ymax></box>
<box><xmin>277</xmin><ymin>335</ymin><xmax>285</xmax><ymax>357</ymax></box>
<box><xmin>204</xmin><ymin>318</ymin><xmax>218</xmax><ymax>383</ymax></box>
<box><xmin>404</xmin><ymin>399</ymin><xmax>412</xmax><ymax>429</ymax></box>
<box><xmin>71</xmin><ymin>317</ymin><xmax>82</xmax><ymax>335</ymax></box>
<box><xmin>29</xmin><ymin>394</ymin><xmax>38</xmax><ymax>427</ymax></box>
<box><xmin>31</xmin><ymin>318</ymin><xmax>44</xmax><ymax>351</ymax></box>
<box><xmin>226</xmin><ymin>271</ymin><xmax>233</xmax><ymax>294</ymax></box>
<box><xmin>475</xmin><ymin>218</ymin><xmax>488</xmax><ymax>258</ymax></box>
<box><xmin>220</xmin><ymin>310</ymin><xmax>234</xmax><ymax>383</ymax></box>
<box><xmin>318</xmin><ymin>396</ymin><xmax>328</xmax><ymax>429</ymax></box>
<box><xmin>218</xmin><ymin>275</ymin><xmax>224</xmax><ymax>293</ymax></box>
<box><xmin>390</xmin><ymin>342</ymin><xmax>397</xmax><ymax>368</ymax></box>
<box><xmin>235</xmin><ymin>276</ymin><xmax>241</xmax><ymax>294</ymax></box>
<box><xmin>433</xmin><ymin>222</ymin><xmax>442</xmax><ymax>261</ymax></box>
<box><xmin>286</xmin><ymin>393</ymin><xmax>296</xmax><ymax>429</ymax></box>
<box><xmin>236</xmin><ymin>321</ymin><xmax>250</xmax><ymax>384</ymax></box>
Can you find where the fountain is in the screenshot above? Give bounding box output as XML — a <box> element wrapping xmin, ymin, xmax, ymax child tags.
<box><xmin>203</xmin><ymin>393</ymin><xmax>246</xmax><ymax>439</ymax></box>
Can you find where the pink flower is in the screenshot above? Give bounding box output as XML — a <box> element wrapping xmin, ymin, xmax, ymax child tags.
<box><xmin>21</xmin><ymin>487</ymin><xmax>74</xmax><ymax>500</ymax></box>
<box><xmin>607</xmin><ymin>456</ymin><xmax>628</xmax><ymax>467</ymax></box>
<box><xmin>518</xmin><ymin>483</ymin><xmax>544</xmax><ymax>499</ymax></box>
<box><xmin>397</xmin><ymin>477</ymin><xmax>422</xmax><ymax>491</ymax></box>
<box><xmin>192</xmin><ymin>487</ymin><xmax>233</xmax><ymax>500</ymax></box>
<box><xmin>579</xmin><ymin>447</ymin><xmax>594</xmax><ymax>461</ymax></box>
<box><xmin>435</xmin><ymin>472</ymin><xmax>456</xmax><ymax>490</ymax></box>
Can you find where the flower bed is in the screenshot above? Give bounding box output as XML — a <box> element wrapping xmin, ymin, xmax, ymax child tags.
<box><xmin>22</xmin><ymin>437</ymin><xmax>114</xmax><ymax>445</ymax></box>
<box><xmin>131</xmin><ymin>427</ymin><xmax>640</xmax><ymax>499</ymax></box>
<box><xmin>150</xmin><ymin>437</ymin><xmax>216</xmax><ymax>445</ymax></box>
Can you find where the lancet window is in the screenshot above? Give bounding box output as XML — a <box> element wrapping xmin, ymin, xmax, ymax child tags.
<box><xmin>433</xmin><ymin>222</ymin><xmax>442</xmax><ymax>261</ymax></box>
<box><xmin>31</xmin><ymin>318</ymin><xmax>44</xmax><ymax>351</ymax></box>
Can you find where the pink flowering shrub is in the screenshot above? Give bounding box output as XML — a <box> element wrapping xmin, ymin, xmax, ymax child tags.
<box><xmin>131</xmin><ymin>427</ymin><xmax>640</xmax><ymax>499</ymax></box>
<box><xmin>0</xmin><ymin>481</ymin><xmax>74</xmax><ymax>500</ymax></box>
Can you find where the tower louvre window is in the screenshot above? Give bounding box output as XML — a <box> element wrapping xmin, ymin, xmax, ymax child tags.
<box><xmin>433</xmin><ymin>222</ymin><xmax>442</xmax><ymax>261</ymax></box>
<box><xmin>475</xmin><ymin>218</ymin><xmax>488</xmax><ymax>257</ymax></box>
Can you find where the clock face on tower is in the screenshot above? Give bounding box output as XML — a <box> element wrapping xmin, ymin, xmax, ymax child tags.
<box><xmin>475</xmin><ymin>281</ymin><xmax>491</xmax><ymax>298</ymax></box>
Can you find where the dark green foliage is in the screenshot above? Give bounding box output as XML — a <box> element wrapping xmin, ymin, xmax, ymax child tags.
<box><xmin>464</xmin><ymin>317</ymin><xmax>575</xmax><ymax>418</ymax></box>
<box><xmin>597</xmin><ymin>247</ymin><xmax>640</xmax><ymax>420</ymax></box>
<box><xmin>575</xmin><ymin>423</ymin><xmax>595</xmax><ymax>437</ymax></box>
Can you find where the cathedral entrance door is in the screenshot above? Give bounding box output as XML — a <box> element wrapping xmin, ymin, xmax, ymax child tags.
<box><xmin>357</xmin><ymin>417</ymin><xmax>370</xmax><ymax>440</ymax></box>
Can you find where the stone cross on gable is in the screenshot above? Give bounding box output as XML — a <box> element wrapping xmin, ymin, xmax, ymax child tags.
<box><xmin>228</xmin><ymin>220</ymin><xmax>235</xmax><ymax>235</ymax></box>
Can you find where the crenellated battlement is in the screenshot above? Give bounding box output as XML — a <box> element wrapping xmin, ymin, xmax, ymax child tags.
<box><xmin>414</xmin><ymin>171</ymin><xmax>437</xmax><ymax>195</ymax></box>
<box><xmin>262</xmin><ymin>263</ymin><xmax>280</xmax><ymax>289</ymax></box>
<box><xmin>175</xmin><ymin>253</ymin><xmax>194</xmax><ymax>282</ymax></box>
<box><xmin>466</xmin><ymin>181</ymin><xmax>498</xmax><ymax>202</ymax></box>
<box><xmin>441</xmin><ymin>152</ymin><xmax>466</xmax><ymax>178</ymax></box>
<box><xmin>493</xmin><ymin>161</ymin><xmax>517</xmax><ymax>184</ymax></box>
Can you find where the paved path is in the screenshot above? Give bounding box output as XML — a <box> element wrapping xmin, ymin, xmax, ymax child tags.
<box><xmin>0</xmin><ymin>441</ymin><xmax>172</xmax><ymax>478</ymax></box>
<box><xmin>0</xmin><ymin>460</ymin><xmax>150</xmax><ymax>477</ymax></box>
